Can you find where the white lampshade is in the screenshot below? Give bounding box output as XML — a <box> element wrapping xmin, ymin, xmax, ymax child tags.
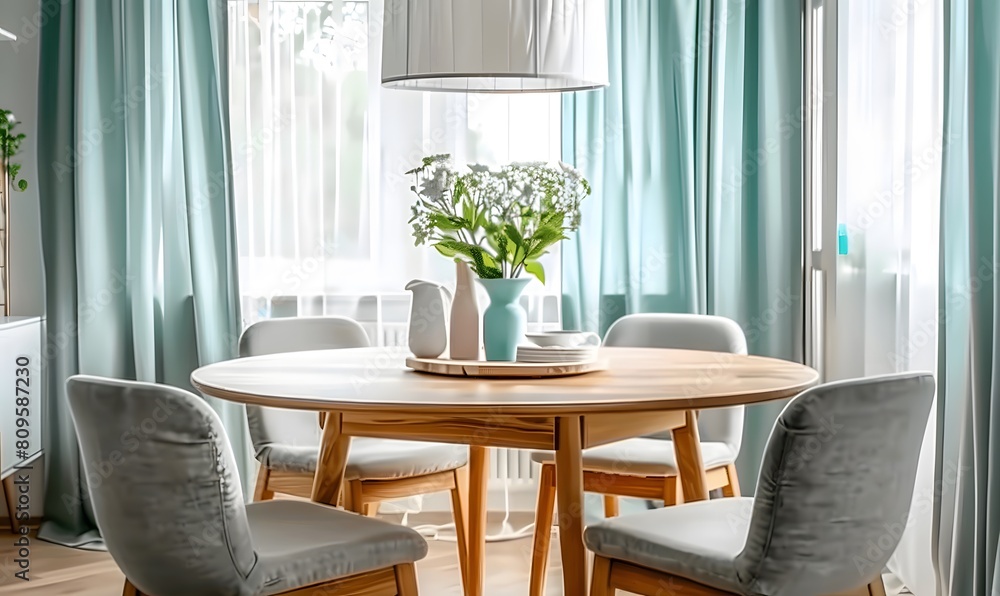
<box><xmin>381</xmin><ymin>0</ymin><xmax>608</xmax><ymax>93</ymax></box>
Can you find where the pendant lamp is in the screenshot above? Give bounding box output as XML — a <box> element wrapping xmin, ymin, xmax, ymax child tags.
<box><xmin>381</xmin><ymin>0</ymin><xmax>608</xmax><ymax>93</ymax></box>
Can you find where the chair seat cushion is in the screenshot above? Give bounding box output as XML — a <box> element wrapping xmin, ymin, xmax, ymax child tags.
<box><xmin>259</xmin><ymin>437</ymin><xmax>469</xmax><ymax>480</ymax></box>
<box><xmin>248</xmin><ymin>500</ymin><xmax>428</xmax><ymax>595</ymax></box>
<box><xmin>530</xmin><ymin>438</ymin><xmax>737</xmax><ymax>476</ymax></box>
<box><xmin>584</xmin><ymin>497</ymin><xmax>754</xmax><ymax>594</ymax></box>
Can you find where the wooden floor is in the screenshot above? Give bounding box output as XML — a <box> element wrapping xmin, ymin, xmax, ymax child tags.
<box><xmin>0</xmin><ymin>512</ymin><xmax>607</xmax><ymax>596</ymax></box>
<box><xmin>0</xmin><ymin>511</ymin><xmax>912</xmax><ymax>596</ymax></box>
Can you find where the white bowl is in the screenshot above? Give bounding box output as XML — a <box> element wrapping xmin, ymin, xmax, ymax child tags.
<box><xmin>524</xmin><ymin>331</ymin><xmax>600</xmax><ymax>348</ymax></box>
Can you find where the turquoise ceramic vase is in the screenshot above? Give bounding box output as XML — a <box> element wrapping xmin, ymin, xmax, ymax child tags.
<box><xmin>477</xmin><ymin>277</ymin><xmax>531</xmax><ymax>361</ymax></box>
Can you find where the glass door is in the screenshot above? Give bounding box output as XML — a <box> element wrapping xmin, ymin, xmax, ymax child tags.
<box><xmin>805</xmin><ymin>0</ymin><xmax>943</xmax><ymax>381</ymax></box>
<box><xmin>804</xmin><ymin>1</ymin><xmax>943</xmax><ymax>592</ymax></box>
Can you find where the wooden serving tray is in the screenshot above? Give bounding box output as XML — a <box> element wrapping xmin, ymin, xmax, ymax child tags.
<box><xmin>405</xmin><ymin>356</ymin><xmax>608</xmax><ymax>378</ymax></box>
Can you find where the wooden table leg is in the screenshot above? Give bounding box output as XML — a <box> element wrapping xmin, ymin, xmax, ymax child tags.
<box><xmin>671</xmin><ymin>410</ymin><xmax>710</xmax><ymax>502</ymax></box>
<box><xmin>466</xmin><ymin>446</ymin><xmax>489</xmax><ymax>596</ymax></box>
<box><xmin>554</xmin><ymin>415</ymin><xmax>587</xmax><ymax>595</ymax></box>
<box><xmin>310</xmin><ymin>412</ymin><xmax>352</xmax><ymax>506</ymax></box>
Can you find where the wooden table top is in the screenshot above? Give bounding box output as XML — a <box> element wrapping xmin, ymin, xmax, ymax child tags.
<box><xmin>191</xmin><ymin>347</ymin><xmax>818</xmax><ymax>415</ymax></box>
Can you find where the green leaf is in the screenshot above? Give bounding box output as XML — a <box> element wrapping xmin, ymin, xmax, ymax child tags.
<box><xmin>434</xmin><ymin>243</ymin><xmax>460</xmax><ymax>258</ymax></box>
<box><xmin>430</xmin><ymin>213</ymin><xmax>466</xmax><ymax>231</ymax></box>
<box><xmin>435</xmin><ymin>238</ymin><xmax>479</xmax><ymax>258</ymax></box>
<box><xmin>462</xmin><ymin>198</ymin><xmax>477</xmax><ymax>228</ymax></box>
<box><xmin>493</xmin><ymin>232</ymin><xmax>509</xmax><ymax>265</ymax></box>
<box><xmin>453</xmin><ymin>177</ymin><xmax>467</xmax><ymax>205</ymax></box>
<box><xmin>504</xmin><ymin>223</ymin><xmax>527</xmax><ymax>265</ymax></box>
<box><xmin>16</xmin><ymin>179</ymin><xmax>27</xmax><ymax>191</ymax></box>
<box><xmin>524</xmin><ymin>261</ymin><xmax>546</xmax><ymax>284</ymax></box>
<box><xmin>434</xmin><ymin>239</ymin><xmax>500</xmax><ymax>279</ymax></box>
<box><xmin>479</xmin><ymin>265</ymin><xmax>503</xmax><ymax>279</ymax></box>
<box><xmin>478</xmin><ymin>248</ymin><xmax>499</xmax><ymax>269</ymax></box>
<box><xmin>504</xmin><ymin>223</ymin><xmax>525</xmax><ymax>248</ymax></box>
<box><xmin>526</xmin><ymin>225</ymin><xmax>567</xmax><ymax>259</ymax></box>
<box><xmin>541</xmin><ymin>210</ymin><xmax>565</xmax><ymax>228</ymax></box>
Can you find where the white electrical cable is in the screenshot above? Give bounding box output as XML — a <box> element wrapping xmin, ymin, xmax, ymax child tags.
<box><xmin>406</xmin><ymin>478</ymin><xmax>539</xmax><ymax>543</ymax></box>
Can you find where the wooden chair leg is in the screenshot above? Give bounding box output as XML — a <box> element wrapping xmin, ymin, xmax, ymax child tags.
<box><xmin>345</xmin><ymin>480</ymin><xmax>365</xmax><ymax>514</ymax></box>
<box><xmin>529</xmin><ymin>463</ymin><xmax>557</xmax><ymax>596</ymax></box>
<box><xmin>394</xmin><ymin>563</ymin><xmax>419</xmax><ymax>596</ymax></box>
<box><xmin>721</xmin><ymin>464</ymin><xmax>740</xmax><ymax>498</ymax></box>
<box><xmin>590</xmin><ymin>556</ymin><xmax>614</xmax><ymax>596</ymax></box>
<box><xmin>450</xmin><ymin>465</ymin><xmax>471</xmax><ymax>593</ymax></box>
<box><xmin>122</xmin><ymin>579</ymin><xmax>141</xmax><ymax>596</ymax></box>
<box><xmin>868</xmin><ymin>575</ymin><xmax>888</xmax><ymax>596</ymax></box>
<box><xmin>362</xmin><ymin>502</ymin><xmax>379</xmax><ymax>517</ymax></box>
<box><xmin>603</xmin><ymin>495</ymin><xmax>619</xmax><ymax>518</ymax></box>
<box><xmin>829</xmin><ymin>577</ymin><xmax>888</xmax><ymax>596</ymax></box>
<box><xmin>252</xmin><ymin>467</ymin><xmax>274</xmax><ymax>502</ymax></box>
<box><xmin>2</xmin><ymin>474</ymin><xmax>22</xmax><ymax>533</ymax></box>
<box><xmin>664</xmin><ymin>476</ymin><xmax>683</xmax><ymax>506</ymax></box>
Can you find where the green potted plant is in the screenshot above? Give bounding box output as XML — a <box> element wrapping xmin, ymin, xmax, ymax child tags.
<box><xmin>0</xmin><ymin>109</ymin><xmax>27</xmax><ymax>316</ymax></box>
<box><xmin>0</xmin><ymin>109</ymin><xmax>27</xmax><ymax>192</ymax></box>
<box><xmin>408</xmin><ymin>154</ymin><xmax>591</xmax><ymax>361</ymax></box>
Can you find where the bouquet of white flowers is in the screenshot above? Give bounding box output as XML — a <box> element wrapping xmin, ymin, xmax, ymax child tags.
<box><xmin>408</xmin><ymin>154</ymin><xmax>591</xmax><ymax>283</ymax></box>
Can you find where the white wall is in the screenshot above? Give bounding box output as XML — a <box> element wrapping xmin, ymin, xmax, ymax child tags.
<box><xmin>0</xmin><ymin>0</ymin><xmax>44</xmax><ymax>527</ymax></box>
<box><xmin>0</xmin><ymin>0</ymin><xmax>44</xmax><ymax>318</ymax></box>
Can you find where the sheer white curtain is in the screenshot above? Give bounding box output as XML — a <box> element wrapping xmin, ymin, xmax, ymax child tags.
<box><xmin>227</xmin><ymin>0</ymin><xmax>561</xmax><ymax>321</ymax></box>
<box><xmin>831</xmin><ymin>1</ymin><xmax>943</xmax><ymax>593</ymax></box>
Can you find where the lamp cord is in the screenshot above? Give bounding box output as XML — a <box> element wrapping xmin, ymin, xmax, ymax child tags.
<box><xmin>384</xmin><ymin>478</ymin><xmax>540</xmax><ymax>543</ymax></box>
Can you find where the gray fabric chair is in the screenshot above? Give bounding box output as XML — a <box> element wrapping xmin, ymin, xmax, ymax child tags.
<box><xmin>585</xmin><ymin>372</ymin><xmax>934</xmax><ymax>596</ymax></box>
<box><xmin>240</xmin><ymin>317</ymin><xmax>471</xmax><ymax>589</ymax></box>
<box><xmin>67</xmin><ymin>375</ymin><xmax>427</xmax><ymax>596</ymax></box>
<box><xmin>527</xmin><ymin>313</ymin><xmax>748</xmax><ymax>596</ymax></box>
<box><xmin>240</xmin><ymin>317</ymin><xmax>469</xmax><ymax>503</ymax></box>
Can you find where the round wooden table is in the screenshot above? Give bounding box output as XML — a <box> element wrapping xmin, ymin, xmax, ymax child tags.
<box><xmin>191</xmin><ymin>346</ymin><xmax>818</xmax><ymax>596</ymax></box>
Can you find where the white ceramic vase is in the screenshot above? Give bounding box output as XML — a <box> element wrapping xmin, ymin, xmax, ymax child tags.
<box><xmin>449</xmin><ymin>261</ymin><xmax>481</xmax><ymax>360</ymax></box>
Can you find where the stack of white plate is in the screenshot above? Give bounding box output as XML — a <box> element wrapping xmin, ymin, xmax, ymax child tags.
<box><xmin>516</xmin><ymin>345</ymin><xmax>599</xmax><ymax>363</ymax></box>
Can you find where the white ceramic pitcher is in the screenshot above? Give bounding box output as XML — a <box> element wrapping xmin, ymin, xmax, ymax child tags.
<box><xmin>405</xmin><ymin>279</ymin><xmax>453</xmax><ymax>358</ymax></box>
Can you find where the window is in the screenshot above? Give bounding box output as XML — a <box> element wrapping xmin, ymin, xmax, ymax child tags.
<box><xmin>228</xmin><ymin>0</ymin><xmax>563</xmax><ymax>331</ymax></box>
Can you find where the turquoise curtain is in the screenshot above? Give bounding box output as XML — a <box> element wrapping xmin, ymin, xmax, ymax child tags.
<box><xmin>934</xmin><ymin>1</ymin><xmax>1000</xmax><ymax>594</ymax></box>
<box><xmin>37</xmin><ymin>0</ymin><xmax>248</xmax><ymax>548</ymax></box>
<box><xmin>561</xmin><ymin>0</ymin><xmax>802</xmax><ymax>493</ymax></box>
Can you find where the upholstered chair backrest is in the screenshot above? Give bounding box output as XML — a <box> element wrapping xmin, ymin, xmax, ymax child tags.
<box><xmin>67</xmin><ymin>375</ymin><xmax>256</xmax><ymax>596</ymax></box>
<box><xmin>239</xmin><ymin>317</ymin><xmax>370</xmax><ymax>457</ymax></box>
<box><xmin>736</xmin><ymin>373</ymin><xmax>934</xmax><ymax>595</ymax></box>
<box><xmin>603</xmin><ymin>313</ymin><xmax>748</xmax><ymax>451</ymax></box>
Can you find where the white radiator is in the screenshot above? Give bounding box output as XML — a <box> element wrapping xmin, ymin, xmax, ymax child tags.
<box><xmin>491</xmin><ymin>444</ymin><xmax>537</xmax><ymax>483</ymax></box>
<box><xmin>241</xmin><ymin>292</ymin><xmax>560</xmax><ymax>483</ymax></box>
